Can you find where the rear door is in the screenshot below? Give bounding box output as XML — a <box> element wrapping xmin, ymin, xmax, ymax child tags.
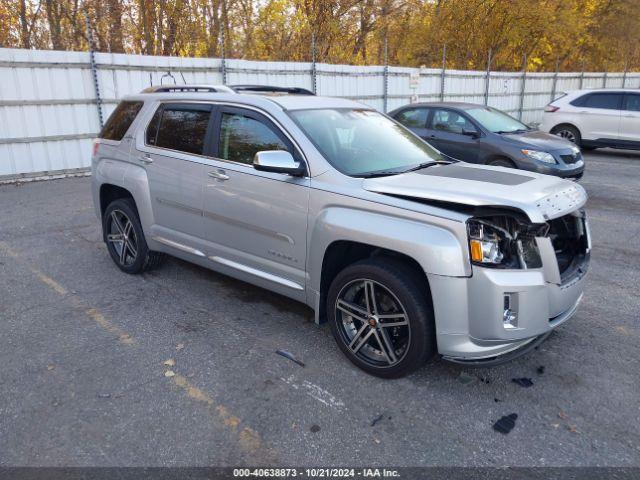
<box><xmin>137</xmin><ymin>102</ymin><xmax>214</xmax><ymax>243</ymax></box>
<box><xmin>620</xmin><ymin>93</ymin><xmax>640</xmax><ymax>145</ymax></box>
<box><xmin>426</xmin><ymin>108</ymin><xmax>481</xmax><ymax>162</ymax></box>
<box><xmin>201</xmin><ymin>105</ymin><xmax>309</xmax><ymax>298</ymax></box>
<box><xmin>572</xmin><ymin>92</ymin><xmax>622</xmax><ymax>141</ymax></box>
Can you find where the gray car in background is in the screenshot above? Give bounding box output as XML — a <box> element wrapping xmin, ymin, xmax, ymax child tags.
<box><xmin>92</xmin><ymin>85</ymin><xmax>590</xmax><ymax>378</ymax></box>
<box><xmin>390</xmin><ymin>102</ymin><xmax>585</xmax><ymax>179</ymax></box>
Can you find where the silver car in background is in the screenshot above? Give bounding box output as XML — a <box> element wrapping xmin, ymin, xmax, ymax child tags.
<box><xmin>92</xmin><ymin>85</ymin><xmax>590</xmax><ymax>378</ymax></box>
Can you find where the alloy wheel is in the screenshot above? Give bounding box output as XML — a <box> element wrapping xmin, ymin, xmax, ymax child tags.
<box><xmin>106</xmin><ymin>210</ymin><xmax>138</xmax><ymax>266</ymax></box>
<box><xmin>335</xmin><ymin>279</ymin><xmax>411</xmax><ymax>368</ymax></box>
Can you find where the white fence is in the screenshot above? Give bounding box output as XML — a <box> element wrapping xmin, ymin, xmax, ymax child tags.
<box><xmin>1</xmin><ymin>47</ymin><xmax>639</xmax><ymax>180</ymax></box>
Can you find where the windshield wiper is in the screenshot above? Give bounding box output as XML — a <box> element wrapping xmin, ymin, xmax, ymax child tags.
<box><xmin>360</xmin><ymin>170</ymin><xmax>406</xmax><ymax>178</ymax></box>
<box><xmin>399</xmin><ymin>161</ymin><xmax>441</xmax><ymax>173</ymax></box>
<box><xmin>360</xmin><ymin>161</ymin><xmax>447</xmax><ymax>178</ymax></box>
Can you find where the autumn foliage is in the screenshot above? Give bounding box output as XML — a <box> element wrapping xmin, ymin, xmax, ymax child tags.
<box><xmin>1</xmin><ymin>0</ymin><xmax>638</xmax><ymax>71</ymax></box>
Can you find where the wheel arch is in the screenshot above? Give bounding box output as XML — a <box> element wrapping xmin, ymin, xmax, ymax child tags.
<box><xmin>550</xmin><ymin>122</ymin><xmax>581</xmax><ymax>136</ymax></box>
<box><xmin>100</xmin><ymin>184</ymin><xmax>135</xmax><ymax>217</ymax></box>
<box><xmin>94</xmin><ymin>161</ymin><xmax>155</xmax><ymax>240</ymax></box>
<box><xmin>485</xmin><ymin>155</ymin><xmax>517</xmax><ymax>167</ymax></box>
<box><xmin>317</xmin><ymin>240</ymin><xmax>431</xmax><ymax>324</ymax></box>
<box><xmin>307</xmin><ymin>207</ymin><xmax>469</xmax><ymax>324</ymax></box>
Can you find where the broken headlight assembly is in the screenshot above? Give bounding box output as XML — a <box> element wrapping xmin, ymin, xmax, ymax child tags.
<box><xmin>467</xmin><ymin>216</ymin><xmax>547</xmax><ymax>269</ymax></box>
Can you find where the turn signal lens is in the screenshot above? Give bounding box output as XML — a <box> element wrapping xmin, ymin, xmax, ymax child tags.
<box><xmin>544</xmin><ymin>105</ymin><xmax>559</xmax><ymax>112</ymax></box>
<box><xmin>470</xmin><ymin>239</ymin><xmax>483</xmax><ymax>262</ymax></box>
<box><xmin>467</xmin><ymin>220</ymin><xmax>505</xmax><ymax>265</ymax></box>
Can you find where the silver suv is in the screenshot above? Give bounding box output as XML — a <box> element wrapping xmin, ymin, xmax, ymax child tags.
<box><xmin>91</xmin><ymin>85</ymin><xmax>590</xmax><ymax>378</ymax></box>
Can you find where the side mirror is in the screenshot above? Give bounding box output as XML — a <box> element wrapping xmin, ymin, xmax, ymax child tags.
<box><xmin>462</xmin><ymin>127</ymin><xmax>479</xmax><ymax>138</ymax></box>
<box><xmin>253</xmin><ymin>150</ymin><xmax>305</xmax><ymax>176</ymax></box>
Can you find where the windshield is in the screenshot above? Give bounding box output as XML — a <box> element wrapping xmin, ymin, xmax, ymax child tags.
<box><xmin>288</xmin><ymin>108</ymin><xmax>442</xmax><ymax>177</ymax></box>
<box><xmin>466</xmin><ymin>107</ymin><xmax>530</xmax><ymax>133</ymax></box>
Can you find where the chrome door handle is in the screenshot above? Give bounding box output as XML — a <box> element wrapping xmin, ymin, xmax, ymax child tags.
<box><xmin>139</xmin><ymin>154</ymin><xmax>153</xmax><ymax>164</ymax></box>
<box><xmin>208</xmin><ymin>171</ymin><xmax>229</xmax><ymax>180</ymax></box>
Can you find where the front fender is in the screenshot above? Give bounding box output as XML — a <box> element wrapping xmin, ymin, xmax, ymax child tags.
<box><xmin>308</xmin><ymin>207</ymin><xmax>470</xmax><ymax>293</ymax></box>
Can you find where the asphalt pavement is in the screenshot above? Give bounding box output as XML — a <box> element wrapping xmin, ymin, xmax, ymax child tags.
<box><xmin>0</xmin><ymin>149</ymin><xmax>638</xmax><ymax>467</ymax></box>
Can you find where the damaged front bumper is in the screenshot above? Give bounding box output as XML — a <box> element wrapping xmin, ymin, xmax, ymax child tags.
<box><xmin>427</xmin><ymin>254</ymin><xmax>588</xmax><ymax>364</ymax></box>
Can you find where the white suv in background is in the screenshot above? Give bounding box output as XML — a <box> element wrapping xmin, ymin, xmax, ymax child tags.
<box><xmin>541</xmin><ymin>89</ymin><xmax>640</xmax><ymax>151</ymax></box>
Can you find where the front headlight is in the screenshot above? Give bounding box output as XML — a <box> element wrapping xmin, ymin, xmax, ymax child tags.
<box><xmin>467</xmin><ymin>217</ymin><xmax>546</xmax><ymax>269</ymax></box>
<box><xmin>521</xmin><ymin>149</ymin><xmax>557</xmax><ymax>164</ymax></box>
<box><xmin>468</xmin><ymin>221</ymin><xmax>505</xmax><ymax>265</ymax></box>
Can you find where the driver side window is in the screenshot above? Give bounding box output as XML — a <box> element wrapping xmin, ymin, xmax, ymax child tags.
<box><xmin>218</xmin><ymin>112</ymin><xmax>289</xmax><ymax>165</ymax></box>
<box><xmin>431</xmin><ymin>109</ymin><xmax>474</xmax><ymax>134</ymax></box>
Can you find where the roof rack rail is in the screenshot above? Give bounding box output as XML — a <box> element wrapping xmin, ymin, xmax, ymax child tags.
<box><xmin>140</xmin><ymin>84</ymin><xmax>235</xmax><ymax>94</ymax></box>
<box><xmin>230</xmin><ymin>85</ymin><xmax>315</xmax><ymax>95</ymax></box>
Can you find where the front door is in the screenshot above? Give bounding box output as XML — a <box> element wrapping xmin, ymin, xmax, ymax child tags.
<box><xmin>427</xmin><ymin>108</ymin><xmax>481</xmax><ymax>162</ymax></box>
<box><xmin>201</xmin><ymin>106</ymin><xmax>309</xmax><ymax>297</ymax></box>
<box><xmin>620</xmin><ymin>93</ymin><xmax>640</xmax><ymax>146</ymax></box>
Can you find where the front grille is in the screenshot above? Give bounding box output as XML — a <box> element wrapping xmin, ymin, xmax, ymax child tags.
<box><xmin>547</xmin><ymin>211</ymin><xmax>589</xmax><ymax>282</ymax></box>
<box><xmin>560</xmin><ymin>152</ymin><xmax>582</xmax><ymax>164</ymax></box>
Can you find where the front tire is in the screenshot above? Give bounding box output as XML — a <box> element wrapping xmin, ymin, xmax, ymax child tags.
<box><xmin>327</xmin><ymin>258</ymin><xmax>436</xmax><ymax>378</ymax></box>
<box><xmin>103</xmin><ymin>198</ymin><xmax>164</xmax><ymax>274</ymax></box>
<box><xmin>551</xmin><ymin>124</ymin><xmax>582</xmax><ymax>146</ymax></box>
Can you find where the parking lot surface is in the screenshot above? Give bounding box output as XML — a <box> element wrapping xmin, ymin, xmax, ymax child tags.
<box><xmin>1</xmin><ymin>150</ymin><xmax>639</xmax><ymax>467</ymax></box>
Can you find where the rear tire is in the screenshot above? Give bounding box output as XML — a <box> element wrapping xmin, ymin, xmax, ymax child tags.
<box><xmin>327</xmin><ymin>258</ymin><xmax>436</xmax><ymax>378</ymax></box>
<box><xmin>103</xmin><ymin>198</ymin><xmax>164</xmax><ymax>274</ymax></box>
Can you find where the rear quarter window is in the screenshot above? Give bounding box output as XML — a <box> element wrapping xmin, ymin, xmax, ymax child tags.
<box><xmin>99</xmin><ymin>101</ymin><xmax>143</xmax><ymax>141</ymax></box>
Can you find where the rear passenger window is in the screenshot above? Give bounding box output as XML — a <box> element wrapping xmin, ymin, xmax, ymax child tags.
<box><xmin>218</xmin><ymin>112</ymin><xmax>288</xmax><ymax>164</ymax></box>
<box><xmin>99</xmin><ymin>101</ymin><xmax>143</xmax><ymax>141</ymax></box>
<box><xmin>624</xmin><ymin>94</ymin><xmax>640</xmax><ymax>112</ymax></box>
<box><xmin>149</xmin><ymin>105</ymin><xmax>211</xmax><ymax>155</ymax></box>
<box><xmin>395</xmin><ymin>108</ymin><xmax>428</xmax><ymax>128</ymax></box>
<box><xmin>572</xmin><ymin>93</ymin><xmax>622</xmax><ymax>110</ymax></box>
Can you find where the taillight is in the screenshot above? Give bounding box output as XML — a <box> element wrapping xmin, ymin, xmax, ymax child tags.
<box><xmin>544</xmin><ymin>105</ymin><xmax>559</xmax><ymax>112</ymax></box>
<box><xmin>92</xmin><ymin>140</ymin><xmax>100</xmax><ymax>157</ymax></box>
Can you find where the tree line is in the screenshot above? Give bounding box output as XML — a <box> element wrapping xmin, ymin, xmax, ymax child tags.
<box><xmin>1</xmin><ymin>0</ymin><xmax>638</xmax><ymax>72</ymax></box>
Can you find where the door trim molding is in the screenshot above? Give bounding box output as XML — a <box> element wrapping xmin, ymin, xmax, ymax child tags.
<box><xmin>208</xmin><ymin>255</ymin><xmax>304</xmax><ymax>290</ymax></box>
<box><xmin>152</xmin><ymin>236</ymin><xmax>206</xmax><ymax>257</ymax></box>
<box><xmin>203</xmin><ymin>209</ymin><xmax>295</xmax><ymax>244</ymax></box>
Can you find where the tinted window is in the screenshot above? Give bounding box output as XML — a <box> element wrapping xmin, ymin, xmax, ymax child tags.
<box><xmin>575</xmin><ymin>93</ymin><xmax>622</xmax><ymax>110</ymax></box>
<box><xmin>146</xmin><ymin>107</ymin><xmax>161</xmax><ymax>145</ymax></box>
<box><xmin>218</xmin><ymin>112</ymin><xmax>288</xmax><ymax>164</ymax></box>
<box><xmin>431</xmin><ymin>109</ymin><xmax>475</xmax><ymax>134</ymax></box>
<box><xmin>153</xmin><ymin>106</ymin><xmax>211</xmax><ymax>155</ymax></box>
<box><xmin>395</xmin><ymin>108</ymin><xmax>428</xmax><ymax>128</ymax></box>
<box><xmin>99</xmin><ymin>101</ymin><xmax>143</xmax><ymax>141</ymax></box>
<box><xmin>624</xmin><ymin>94</ymin><xmax>640</xmax><ymax>112</ymax></box>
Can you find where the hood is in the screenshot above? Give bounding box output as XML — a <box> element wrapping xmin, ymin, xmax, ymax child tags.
<box><xmin>499</xmin><ymin>129</ymin><xmax>576</xmax><ymax>151</ymax></box>
<box><xmin>363</xmin><ymin>163</ymin><xmax>587</xmax><ymax>223</ymax></box>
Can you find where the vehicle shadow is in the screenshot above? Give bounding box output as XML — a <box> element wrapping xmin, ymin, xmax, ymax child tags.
<box><xmin>161</xmin><ymin>255</ymin><xmax>553</xmax><ymax>385</ymax></box>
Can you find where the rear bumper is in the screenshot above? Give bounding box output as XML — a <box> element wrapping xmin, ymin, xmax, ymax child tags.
<box><xmin>428</xmin><ymin>260</ymin><xmax>588</xmax><ymax>363</ymax></box>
